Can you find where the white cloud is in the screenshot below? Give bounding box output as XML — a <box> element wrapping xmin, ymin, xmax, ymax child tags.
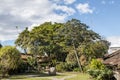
<box><xmin>107</xmin><ymin>36</ymin><xmax>120</xmax><ymax>47</ymax></box>
<box><xmin>76</xmin><ymin>3</ymin><xmax>93</xmax><ymax>14</ymax></box>
<box><xmin>0</xmin><ymin>27</ymin><xmax>3</xmax><ymax>31</ymax></box>
<box><xmin>28</xmin><ymin>24</ymin><xmax>39</xmax><ymax>31</ymax></box>
<box><xmin>64</xmin><ymin>0</ymin><xmax>76</xmax><ymax>4</ymax></box>
<box><xmin>0</xmin><ymin>34</ymin><xmax>18</xmax><ymax>41</ymax></box>
<box><xmin>54</xmin><ymin>5</ymin><xmax>76</xmax><ymax>15</ymax></box>
<box><xmin>0</xmin><ymin>0</ymin><xmax>76</xmax><ymax>41</ymax></box>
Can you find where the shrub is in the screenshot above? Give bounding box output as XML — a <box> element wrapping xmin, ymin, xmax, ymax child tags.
<box><xmin>0</xmin><ymin>46</ymin><xmax>21</xmax><ymax>77</ymax></box>
<box><xmin>56</xmin><ymin>62</ymin><xmax>70</xmax><ymax>72</ymax></box>
<box><xmin>56</xmin><ymin>62</ymin><xmax>64</xmax><ymax>72</ymax></box>
<box><xmin>73</xmin><ymin>68</ymin><xmax>80</xmax><ymax>72</ymax></box>
<box><xmin>56</xmin><ymin>62</ymin><xmax>77</xmax><ymax>72</ymax></box>
<box><xmin>8</xmin><ymin>58</ymin><xmax>30</xmax><ymax>74</ymax></box>
<box><xmin>87</xmin><ymin>59</ymin><xmax>113</xmax><ymax>80</ymax></box>
<box><xmin>89</xmin><ymin>59</ymin><xmax>106</xmax><ymax>70</ymax></box>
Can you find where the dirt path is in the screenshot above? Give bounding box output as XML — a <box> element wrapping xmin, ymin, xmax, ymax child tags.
<box><xmin>51</xmin><ymin>74</ymin><xmax>76</xmax><ymax>80</ymax></box>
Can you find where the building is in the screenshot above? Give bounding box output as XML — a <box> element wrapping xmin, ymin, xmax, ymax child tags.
<box><xmin>104</xmin><ymin>49</ymin><xmax>120</xmax><ymax>80</ymax></box>
<box><xmin>108</xmin><ymin>47</ymin><xmax>120</xmax><ymax>54</ymax></box>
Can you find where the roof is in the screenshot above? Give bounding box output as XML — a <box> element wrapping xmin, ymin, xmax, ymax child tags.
<box><xmin>103</xmin><ymin>49</ymin><xmax>120</xmax><ymax>66</ymax></box>
<box><xmin>108</xmin><ymin>47</ymin><xmax>120</xmax><ymax>54</ymax></box>
<box><xmin>20</xmin><ymin>53</ymin><xmax>32</xmax><ymax>61</ymax></box>
<box><xmin>20</xmin><ymin>53</ymin><xmax>50</xmax><ymax>63</ymax></box>
<box><xmin>38</xmin><ymin>56</ymin><xmax>50</xmax><ymax>63</ymax></box>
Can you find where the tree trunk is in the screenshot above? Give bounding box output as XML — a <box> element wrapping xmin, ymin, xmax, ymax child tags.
<box><xmin>48</xmin><ymin>67</ymin><xmax>56</xmax><ymax>75</ymax></box>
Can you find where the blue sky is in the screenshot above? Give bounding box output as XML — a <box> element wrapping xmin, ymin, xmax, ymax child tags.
<box><xmin>0</xmin><ymin>0</ymin><xmax>120</xmax><ymax>47</ymax></box>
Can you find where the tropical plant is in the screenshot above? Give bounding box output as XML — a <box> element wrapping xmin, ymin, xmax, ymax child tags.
<box><xmin>87</xmin><ymin>59</ymin><xmax>113</xmax><ymax>80</ymax></box>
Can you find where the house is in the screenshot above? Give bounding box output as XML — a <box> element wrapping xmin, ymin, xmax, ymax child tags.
<box><xmin>108</xmin><ymin>47</ymin><xmax>120</xmax><ymax>54</ymax></box>
<box><xmin>103</xmin><ymin>49</ymin><xmax>120</xmax><ymax>67</ymax></box>
<box><xmin>20</xmin><ymin>53</ymin><xmax>50</xmax><ymax>72</ymax></box>
<box><xmin>103</xmin><ymin>49</ymin><xmax>120</xmax><ymax>80</ymax></box>
<box><xmin>20</xmin><ymin>53</ymin><xmax>50</xmax><ymax>63</ymax></box>
<box><xmin>20</xmin><ymin>53</ymin><xmax>33</xmax><ymax>62</ymax></box>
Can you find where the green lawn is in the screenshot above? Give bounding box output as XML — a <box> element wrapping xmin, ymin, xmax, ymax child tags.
<box><xmin>65</xmin><ymin>73</ymin><xmax>92</xmax><ymax>80</ymax></box>
<box><xmin>1</xmin><ymin>72</ymin><xmax>92</xmax><ymax>80</ymax></box>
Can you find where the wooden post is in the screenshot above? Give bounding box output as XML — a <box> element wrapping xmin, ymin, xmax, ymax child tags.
<box><xmin>73</xmin><ymin>42</ymin><xmax>83</xmax><ymax>72</ymax></box>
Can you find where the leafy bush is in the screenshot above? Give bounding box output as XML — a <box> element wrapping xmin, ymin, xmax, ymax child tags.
<box><xmin>88</xmin><ymin>59</ymin><xmax>106</xmax><ymax>70</ymax></box>
<box><xmin>73</xmin><ymin>68</ymin><xmax>80</xmax><ymax>72</ymax></box>
<box><xmin>8</xmin><ymin>60</ymin><xmax>30</xmax><ymax>74</ymax></box>
<box><xmin>56</xmin><ymin>62</ymin><xmax>77</xmax><ymax>72</ymax></box>
<box><xmin>56</xmin><ymin>62</ymin><xmax>64</xmax><ymax>72</ymax></box>
<box><xmin>87</xmin><ymin>59</ymin><xmax>113</xmax><ymax>80</ymax></box>
<box><xmin>0</xmin><ymin>46</ymin><xmax>21</xmax><ymax>77</ymax></box>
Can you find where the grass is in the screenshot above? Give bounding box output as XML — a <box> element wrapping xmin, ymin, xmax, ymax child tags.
<box><xmin>1</xmin><ymin>72</ymin><xmax>93</xmax><ymax>80</ymax></box>
<box><xmin>65</xmin><ymin>72</ymin><xmax>92</xmax><ymax>80</ymax></box>
<box><xmin>1</xmin><ymin>72</ymin><xmax>66</xmax><ymax>80</ymax></box>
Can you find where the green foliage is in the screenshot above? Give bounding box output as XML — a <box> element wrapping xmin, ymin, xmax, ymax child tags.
<box><xmin>59</xmin><ymin>19</ymin><xmax>105</xmax><ymax>72</ymax></box>
<box><xmin>15</xmin><ymin>27</ymin><xmax>30</xmax><ymax>52</ymax></box>
<box><xmin>56</xmin><ymin>62</ymin><xmax>78</xmax><ymax>72</ymax></box>
<box><xmin>49</xmin><ymin>59</ymin><xmax>57</xmax><ymax>67</ymax></box>
<box><xmin>15</xmin><ymin>19</ymin><xmax>110</xmax><ymax>72</ymax></box>
<box><xmin>27</xmin><ymin>57</ymin><xmax>35</xmax><ymax>66</ymax></box>
<box><xmin>60</xmin><ymin>19</ymin><xmax>101</xmax><ymax>48</ymax></box>
<box><xmin>56</xmin><ymin>62</ymin><xmax>68</xmax><ymax>72</ymax></box>
<box><xmin>87</xmin><ymin>59</ymin><xmax>113</xmax><ymax>80</ymax></box>
<box><xmin>56</xmin><ymin>62</ymin><xmax>65</xmax><ymax>72</ymax></box>
<box><xmin>15</xmin><ymin>22</ymin><xmax>66</xmax><ymax>62</ymax></box>
<box><xmin>27</xmin><ymin>56</ymin><xmax>36</xmax><ymax>69</ymax></box>
<box><xmin>15</xmin><ymin>22</ymin><xmax>66</xmax><ymax>72</ymax></box>
<box><xmin>89</xmin><ymin>59</ymin><xmax>106</xmax><ymax>70</ymax></box>
<box><xmin>88</xmin><ymin>69</ymin><xmax>113</xmax><ymax>80</ymax></box>
<box><xmin>8</xmin><ymin>61</ymin><xmax>28</xmax><ymax>74</ymax></box>
<box><xmin>66</xmin><ymin>52</ymin><xmax>77</xmax><ymax>65</ymax></box>
<box><xmin>73</xmin><ymin>68</ymin><xmax>80</xmax><ymax>72</ymax></box>
<box><xmin>0</xmin><ymin>46</ymin><xmax>21</xmax><ymax>76</ymax></box>
<box><xmin>80</xmin><ymin>40</ymin><xmax>110</xmax><ymax>60</ymax></box>
<box><xmin>28</xmin><ymin>22</ymin><xmax>64</xmax><ymax>56</ymax></box>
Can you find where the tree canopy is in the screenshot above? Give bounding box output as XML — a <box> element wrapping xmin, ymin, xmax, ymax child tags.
<box><xmin>15</xmin><ymin>19</ymin><xmax>110</xmax><ymax>71</ymax></box>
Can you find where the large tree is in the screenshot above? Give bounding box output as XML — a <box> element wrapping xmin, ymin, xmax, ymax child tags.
<box><xmin>29</xmin><ymin>22</ymin><xmax>66</xmax><ymax>62</ymax></box>
<box><xmin>0</xmin><ymin>46</ymin><xmax>21</xmax><ymax>77</ymax></box>
<box><xmin>15</xmin><ymin>19</ymin><xmax>109</xmax><ymax>71</ymax></box>
<box><xmin>15</xmin><ymin>22</ymin><xmax>66</xmax><ymax>68</ymax></box>
<box><xmin>59</xmin><ymin>19</ymin><xmax>106</xmax><ymax>71</ymax></box>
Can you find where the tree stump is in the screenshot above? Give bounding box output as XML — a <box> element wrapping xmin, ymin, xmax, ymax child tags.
<box><xmin>48</xmin><ymin>67</ymin><xmax>56</xmax><ymax>75</ymax></box>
